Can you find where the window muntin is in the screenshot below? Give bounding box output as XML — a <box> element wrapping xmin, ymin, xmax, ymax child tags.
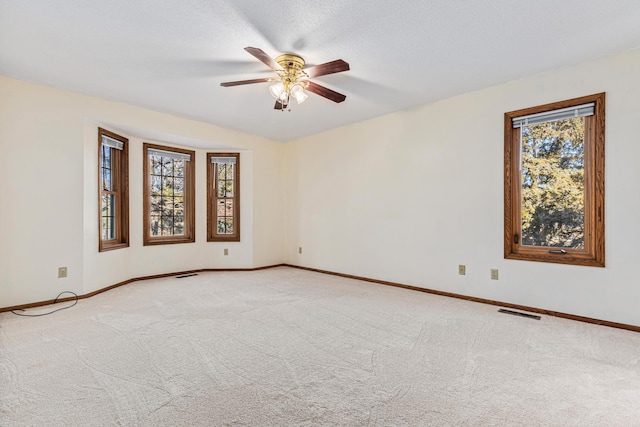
<box><xmin>504</xmin><ymin>93</ymin><xmax>605</xmax><ymax>267</ymax></box>
<box><xmin>207</xmin><ymin>153</ymin><xmax>240</xmax><ymax>242</ymax></box>
<box><xmin>143</xmin><ymin>143</ymin><xmax>195</xmax><ymax>245</ymax></box>
<box><xmin>98</xmin><ymin>128</ymin><xmax>129</xmax><ymax>251</ymax></box>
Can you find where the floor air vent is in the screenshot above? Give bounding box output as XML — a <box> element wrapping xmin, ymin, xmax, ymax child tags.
<box><xmin>498</xmin><ymin>308</ymin><xmax>541</xmax><ymax>320</ymax></box>
<box><xmin>176</xmin><ymin>273</ymin><xmax>198</xmax><ymax>279</ymax></box>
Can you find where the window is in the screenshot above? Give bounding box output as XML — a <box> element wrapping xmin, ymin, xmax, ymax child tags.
<box><xmin>99</xmin><ymin>128</ymin><xmax>129</xmax><ymax>251</ymax></box>
<box><xmin>207</xmin><ymin>153</ymin><xmax>240</xmax><ymax>242</ymax></box>
<box><xmin>504</xmin><ymin>93</ymin><xmax>605</xmax><ymax>267</ymax></box>
<box><xmin>143</xmin><ymin>143</ymin><xmax>195</xmax><ymax>245</ymax></box>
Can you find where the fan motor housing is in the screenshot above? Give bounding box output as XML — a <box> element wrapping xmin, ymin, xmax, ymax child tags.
<box><xmin>275</xmin><ymin>54</ymin><xmax>305</xmax><ymax>71</ymax></box>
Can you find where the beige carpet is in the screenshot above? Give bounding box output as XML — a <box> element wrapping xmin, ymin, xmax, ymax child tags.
<box><xmin>1</xmin><ymin>267</ymin><xmax>639</xmax><ymax>426</ymax></box>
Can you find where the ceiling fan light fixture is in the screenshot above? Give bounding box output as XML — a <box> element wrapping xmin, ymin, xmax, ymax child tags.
<box><xmin>269</xmin><ymin>82</ymin><xmax>285</xmax><ymax>99</ymax></box>
<box><xmin>294</xmin><ymin>92</ymin><xmax>308</xmax><ymax>104</ymax></box>
<box><xmin>291</xmin><ymin>84</ymin><xmax>308</xmax><ymax>104</ymax></box>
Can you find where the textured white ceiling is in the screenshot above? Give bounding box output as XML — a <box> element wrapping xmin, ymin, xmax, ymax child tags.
<box><xmin>2</xmin><ymin>0</ymin><xmax>640</xmax><ymax>142</ymax></box>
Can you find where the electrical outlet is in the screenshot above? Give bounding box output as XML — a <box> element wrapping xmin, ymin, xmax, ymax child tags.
<box><xmin>298</xmin><ymin>247</ymin><xmax>302</xmax><ymax>254</ymax></box>
<box><xmin>491</xmin><ymin>269</ymin><xmax>499</xmax><ymax>280</ymax></box>
<box><xmin>224</xmin><ymin>248</ymin><xmax>229</xmax><ymax>256</ymax></box>
<box><xmin>458</xmin><ymin>265</ymin><xmax>466</xmax><ymax>275</ymax></box>
<box><xmin>58</xmin><ymin>267</ymin><xmax>67</xmax><ymax>278</ymax></box>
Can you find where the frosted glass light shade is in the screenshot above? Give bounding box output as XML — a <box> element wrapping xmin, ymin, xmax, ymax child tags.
<box><xmin>291</xmin><ymin>84</ymin><xmax>308</xmax><ymax>104</ymax></box>
<box><xmin>269</xmin><ymin>82</ymin><xmax>284</xmax><ymax>99</ymax></box>
<box><xmin>294</xmin><ymin>91</ymin><xmax>308</xmax><ymax>104</ymax></box>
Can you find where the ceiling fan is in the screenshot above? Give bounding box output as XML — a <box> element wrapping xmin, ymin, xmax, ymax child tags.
<box><xmin>220</xmin><ymin>47</ymin><xmax>350</xmax><ymax>111</ymax></box>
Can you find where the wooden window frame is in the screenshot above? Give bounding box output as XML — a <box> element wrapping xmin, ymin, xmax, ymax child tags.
<box><xmin>207</xmin><ymin>153</ymin><xmax>240</xmax><ymax>242</ymax></box>
<box><xmin>98</xmin><ymin>128</ymin><xmax>129</xmax><ymax>252</ymax></box>
<box><xmin>143</xmin><ymin>143</ymin><xmax>196</xmax><ymax>246</ymax></box>
<box><xmin>504</xmin><ymin>93</ymin><xmax>605</xmax><ymax>267</ymax></box>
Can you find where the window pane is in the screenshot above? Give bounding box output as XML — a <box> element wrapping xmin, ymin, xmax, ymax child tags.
<box><xmin>102</xmin><ymin>145</ymin><xmax>111</xmax><ymax>169</ymax></box>
<box><xmin>217</xmin><ymin>219</ymin><xmax>226</xmax><ymax>234</ymax></box>
<box><xmin>161</xmin><ymin>159</ymin><xmax>173</xmax><ymax>177</ymax></box>
<box><xmin>150</xmin><ymin>176</ymin><xmax>162</xmax><ymax>195</ymax></box>
<box><xmin>217</xmin><ymin>199</ymin><xmax>226</xmax><ymax>217</ymax></box>
<box><xmin>164</xmin><ymin>177</ymin><xmax>175</xmax><ymax>195</ymax></box>
<box><xmin>101</xmin><ymin>194</ymin><xmax>112</xmax><ymax>216</ymax></box>
<box><xmin>225</xmin><ymin>181</ymin><xmax>234</xmax><ymax>197</ymax></box>
<box><xmin>161</xmin><ymin>225</ymin><xmax>173</xmax><ymax>236</ymax></box>
<box><xmin>150</xmin><ymin>196</ymin><xmax>163</xmax><ymax>215</ymax></box>
<box><xmin>173</xmin><ymin>197</ymin><xmax>184</xmax><ymax>211</ymax></box>
<box><xmin>102</xmin><ymin>168</ymin><xmax>112</xmax><ymax>191</ymax></box>
<box><xmin>101</xmin><ymin>217</ymin><xmax>114</xmax><ymax>240</ymax></box>
<box><xmin>174</xmin><ymin>177</ymin><xmax>184</xmax><ymax>194</ymax></box>
<box><xmin>520</xmin><ymin>117</ymin><xmax>585</xmax><ymax>249</ymax></box>
<box><xmin>225</xmin><ymin>217</ymin><xmax>233</xmax><ymax>233</ymax></box>
<box><xmin>173</xmin><ymin>160</ymin><xmax>184</xmax><ymax>178</ymax></box>
<box><xmin>150</xmin><ymin>215</ymin><xmax>160</xmax><ymax>236</ymax></box>
<box><xmin>151</xmin><ymin>157</ymin><xmax>162</xmax><ymax>175</ymax></box>
<box><xmin>101</xmin><ymin>194</ymin><xmax>115</xmax><ymax>240</ymax></box>
<box><xmin>174</xmin><ymin>214</ymin><xmax>185</xmax><ymax>234</ymax></box>
<box><xmin>101</xmin><ymin>146</ymin><xmax>112</xmax><ymax>190</ymax></box>
<box><xmin>225</xmin><ymin>199</ymin><xmax>234</xmax><ymax>217</ymax></box>
<box><xmin>160</xmin><ymin>210</ymin><xmax>172</xmax><ymax>236</ymax></box>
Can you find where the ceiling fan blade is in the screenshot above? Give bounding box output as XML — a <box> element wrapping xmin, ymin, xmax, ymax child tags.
<box><xmin>274</xmin><ymin>99</ymin><xmax>288</xmax><ymax>110</ymax></box>
<box><xmin>244</xmin><ymin>47</ymin><xmax>284</xmax><ymax>71</ymax></box>
<box><xmin>305</xmin><ymin>81</ymin><xmax>346</xmax><ymax>103</ymax></box>
<box><xmin>220</xmin><ymin>78</ymin><xmax>271</xmax><ymax>87</ymax></box>
<box><xmin>304</xmin><ymin>59</ymin><xmax>350</xmax><ymax>78</ymax></box>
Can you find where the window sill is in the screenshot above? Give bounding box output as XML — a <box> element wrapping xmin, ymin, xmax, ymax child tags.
<box><xmin>505</xmin><ymin>250</ymin><xmax>604</xmax><ymax>267</ymax></box>
<box><xmin>99</xmin><ymin>242</ymin><xmax>129</xmax><ymax>252</ymax></box>
<box><xmin>143</xmin><ymin>237</ymin><xmax>195</xmax><ymax>246</ymax></box>
<box><xmin>208</xmin><ymin>236</ymin><xmax>240</xmax><ymax>242</ymax></box>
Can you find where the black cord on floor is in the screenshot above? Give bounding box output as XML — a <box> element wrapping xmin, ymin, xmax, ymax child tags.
<box><xmin>11</xmin><ymin>291</ymin><xmax>79</xmax><ymax>317</ymax></box>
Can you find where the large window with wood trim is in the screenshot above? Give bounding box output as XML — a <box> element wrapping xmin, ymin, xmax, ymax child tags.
<box><xmin>504</xmin><ymin>93</ymin><xmax>605</xmax><ymax>267</ymax></box>
<box><xmin>143</xmin><ymin>143</ymin><xmax>195</xmax><ymax>245</ymax></box>
<box><xmin>99</xmin><ymin>128</ymin><xmax>129</xmax><ymax>251</ymax></box>
<box><xmin>207</xmin><ymin>153</ymin><xmax>240</xmax><ymax>242</ymax></box>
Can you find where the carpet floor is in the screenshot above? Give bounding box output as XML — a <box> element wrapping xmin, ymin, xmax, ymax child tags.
<box><xmin>1</xmin><ymin>267</ymin><xmax>639</xmax><ymax>426</ymax></box>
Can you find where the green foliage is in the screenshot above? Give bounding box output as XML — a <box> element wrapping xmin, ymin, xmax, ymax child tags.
<box><xmin>520</xmin><ymin>117</ymin><xmax>585</xmax><ymax>248</ymax></box>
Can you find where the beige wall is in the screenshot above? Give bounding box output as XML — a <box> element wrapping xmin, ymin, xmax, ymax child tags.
<box><xmin>3</xmin><ymin>48</ymin><xmax>640</xmax><ymax>327</ymax></box>
<box><xmin>284</xmin><ymin>48</ymin><xmax>640</xmax><ymax>326</ymax></box>
<box><xmin>0</xmin><ymin>77</ymin><xmax>284</xmax><ymax>307</ymax></box>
